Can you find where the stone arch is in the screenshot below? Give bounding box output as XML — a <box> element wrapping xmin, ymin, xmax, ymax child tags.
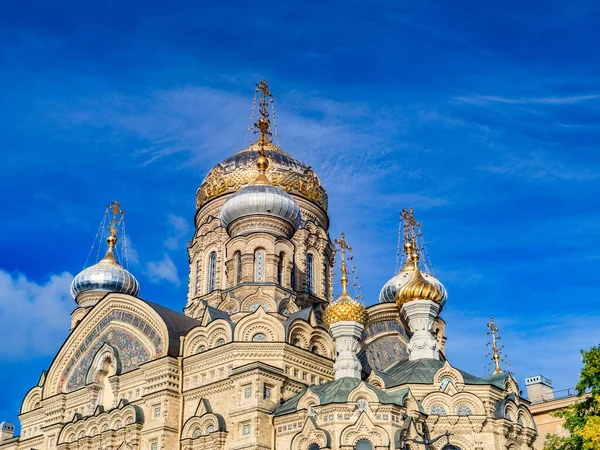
<box><xmin>421</xmin><ymin>393</ymin><xmax>452</xmax><ymax>416</ymax></box>
<box><xmin>449</xmin><ymin>392</ymin><xmax>485</xmax><ymax>416</ymax></box>
<box><xmin>278</xmin><ymin>297</ymin><xmax>300</xmax><ymax>317</ymax></box>
<box><xmin>241</xmin><ymin>288</ymin><xmax>277</xmax><ymax>312</ymax></box>
<box><xmin>206</xmin><ymin>323</ymin><xmax>231</xmax><ymax>348</ymax></box>
<box><xmin>44</xmin><ymin>294</ymin><xmax>169</xmax><ymax>398</ymax></box>
<box><xmin>309</xmin><ymin>328</ymin><xmax>333</xmax><ymax>359</ymax></box>
<box><xmin>86</xmin><ymin>343</ymin><xmax>120</xmax><ymax>409</ymax></box>
<box><xmin>218</xmin><ymin>297</ymin><xmax>240</xmax><ymax>315</ymax></box>
<box><xmin>291</xmin><ymin>417</ymin><xmax>331</xmax><ymax>450</ymax></box>
<box><xmin>339</xmin><ymin>413</ymin><xmax>389</xmax><ymax>448</ymax></box>
<box><xmin>347</xmin><ymin>382</ymin><xmax>380</xmax><ymax>405</ymax></box>
<box><xmin>517</xmin><ymin>405</ymin><xmax>535</xmax><ymax>429</ymax></box>
<box><xmin>20</xmin><ymin>386</ymin><xmax>43</xmax><ymax>414</ymax></box>
<box><xmin>234</xmin><ymin>307</ymin><xmax>285</xmax><ymax>342</ymax></box>
<box><xmin>297</xmin><ymin>390</ymin><xmax>321</xmax><ymax>411</ymax></box>
<box><xmin>288</xmin><ymin>320</ymin><xmax>313</xmax><ymax>348</ymax></box>
<box><xmin>433</xmin><ymin>361</ymin><xmax>465</xmax><ymax>391</ymax></box>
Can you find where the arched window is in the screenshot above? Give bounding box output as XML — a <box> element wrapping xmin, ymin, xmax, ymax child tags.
<box><xmin>207</xmin><ymin>252</ymin><xmax>217</xmax><ymax>293</ymax></box>
<box><xmin>255</xmin><ymin>250</ymin><xmax>265</xmax><ymax>281</ymax></box>
<box><xmin>277</xmin><ymin>252</ymin><xmax>284</xmax><ymax>285</ymax></box>
<box><xmin>252</xmin><ymin>333</ymin><xmax>267</xmax><ymax>342</ymax></box>
<box><xmin>323</xmin><ymin>262</ymin><xmax>329</xmax><ymax>299</ymax></box>
<box><xmin>306</xmin><ymin>254</ymin><xmax>314</xmax><ymax>294</ymax></box>
<box><xmin>215</xmin><ymin>338</ymin><xmax>225</xmax><ymax>347</ymax></box>
<box><xmin>308</xmin><ymin>444</ymin><xmax>320</xmax><ymax>450</ymax></box>
<box><xmin>194</xmin><ymin>259</ymin><xmax>201</xmax><ymax>296</ymax></box>
<box><xmin>356</xmin><ymin>440</ymin><xmax>373</xmax><ymax>450</ymax></box>
<box><xmin>235</xmin><ymin>252</ymin><xmax>242</xmax><ymax>285</ymax></box>
<box><xmin>291</xmin><ymin>260</ymin><xmax>296</xmax><ymax>290</ymax></box>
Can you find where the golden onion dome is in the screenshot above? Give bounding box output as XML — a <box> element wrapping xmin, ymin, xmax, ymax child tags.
<box><xmin>196</xmin><ymin>143</ymin><xmax>328</xmax><ymax>211</ymax></box>
<box><xmin>322</xmin><ymin>292</ymin><xmax>368</xmax><ymax>328</ymax></box>
<box><xmin>396</xmin><ymin>265</ymin><xmax>447</xmax><ymax>309</ymax></box>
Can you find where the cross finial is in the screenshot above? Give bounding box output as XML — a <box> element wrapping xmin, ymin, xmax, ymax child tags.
<box><xmin>254</xmin><ymin>80</ymin><xmax>273</xmax><ymax>154</ymax></box>
<box><xmin>106</xmin><ymin>200</ymin><xmax>123</xmax><ymax>249</ymax></box>
<box><xmin>487</xmin><ymin>317</ymin><xmax>503</xmax><ymax>374</ymax></box>
<box><xmin>334</xmin><ymin>233</ymin><xmax>352</xmax><ymax>295</ymax></box>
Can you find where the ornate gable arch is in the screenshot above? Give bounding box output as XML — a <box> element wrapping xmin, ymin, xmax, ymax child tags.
<box><xmin>234</xmin><ymin>306</ymin><xmax>284</xmax><ymax>342</ymax></box>
<box><xmin>44</xmin><ymin>294</ymin><xmax>170</xmax><ymax>398</ymax></box>
<box><xmin>291</xmin><ymin>417</ymin><xmax>331</xmax><ymax>450</ymax></box>
<box><xmin>339</xmin><ymin>412</ymin><xmax>389</xmax><ymax>448</ymax></box>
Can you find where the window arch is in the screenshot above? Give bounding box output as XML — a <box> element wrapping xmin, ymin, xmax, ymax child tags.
<box><xmin>255</xmin><ymin>249</ymin><xmax>265</xmax><ymax>282</ymax></box>
<box><xmin>235</xmin><ymin>251</ymin><xmax>242</xmax><ymax>285</ymax></box>
<box><xmin>207</xmin><ymin>251</ymin><xmax>217</xmax><ymax>293</ymax></box>
<box><xmin>322</xmin><ymin>262</ymin><xmax>329</xmax><ymax>299</ymax></box>
<box><xmin>195</xmin><ymin>259</ymin><xmax>201</xmax><ymax>296</ymax></box>
<box><xmin>277</xmin><ymin>252</ymin><xmax>285</xmax><ymax>285</ymax></box>
<box><xmin>306</xmin><ymin>254</ymin><xmax>314</xmax><ymax>294</ymax></box>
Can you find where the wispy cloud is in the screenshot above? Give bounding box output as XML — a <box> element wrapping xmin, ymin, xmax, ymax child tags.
<box><xmin>146</xmin><ymin>254</ymin><xmax>180</xmax><ymax>286</ymax></box>
<box><xmin>455</xmin><ymin>93</ymin><xmax>600</xmax><ymax>105</ymax></box>
<box><xmin>164</xmin><ymin>214</ymin><xmax>190</xmax><ymax>250</ymax></box>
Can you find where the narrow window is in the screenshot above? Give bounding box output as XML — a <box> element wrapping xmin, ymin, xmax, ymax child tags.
<box><xmin>235</xmin><ymin>252</ymin><xmax>242</xmax><ymax>284</ymax></box>
<box><xmin>194</xmin><ymin>259</ymin><xmax>201</xmax><ymax>296</ymax></box>
<box><xmin>290</xmin><ymin>260</ymin><xmax>296</xmax><ymax>290</ymax></box>
<box><xmin>207</xmin><ymin>251</ymin><xmax>217</xmax><ymax>293</ymax></box>
<box><xmin>323</xmin><ymin>262</ymin><xmax>329</xmax><ymax>300</ymax></box>
<box><xmin>255</xmin><ymin>250</ymin><xmax>265</xmax><ymax>281</ymax></box>
<box><xmin>306</xmin><ymin>254</ymin><xmax>314</xmax><ymax>294</ymax></box>
<box><xmin>277</xmin><ymin>252</ymin><xmax>284</xmax><ymax>285</ymax></box>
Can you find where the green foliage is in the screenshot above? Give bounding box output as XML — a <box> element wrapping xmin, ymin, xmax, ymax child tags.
<box><xmin>543</xmin><ymin>345</ymin><xmax>600</xmax><ymax>450</ymax></box>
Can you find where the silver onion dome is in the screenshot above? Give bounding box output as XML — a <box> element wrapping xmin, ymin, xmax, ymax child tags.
<box><xmin>221</xmin><ymin>184</ymin><xmax>302</xmax><ymax>231</ymax></box>
<box><xmin>70</xmin><ymin>243</ymin><xmax>140</xmax><ymax>301</ymax></box>
<box><xmin>379</xmin><ymin>268</ymin><xmax>447</xmax><ymax>305</ymax></box>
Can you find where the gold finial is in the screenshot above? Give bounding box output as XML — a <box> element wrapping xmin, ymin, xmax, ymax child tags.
<box><xmin>99</xmin><ymin>201</ymin><xmax>124</xmax><ymax>265</ymax></box>
<box><xmin>254</xmin><ymin>80</ymin><xmax>273</xmax><ymax>151</ymax></box>
<box><xmin>334</xmin><ymin>232</ymin><xmax>352</xmax><ymax>297</ymax></box>
<box><xmin>322</xmin><ymin>233</ymin><xmax>368</xmax><ymax>327</ymax></box>
<box><xmin>487</xmin><ymin>317</ymin><xmax>503</xmax><ymax>374</ymax></box>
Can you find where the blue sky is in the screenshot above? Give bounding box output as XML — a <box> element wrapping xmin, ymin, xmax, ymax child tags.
<box><xmin>1</xmin><ymin>0</ymin><xmax>600</xmax><ymax>426</ymax></box>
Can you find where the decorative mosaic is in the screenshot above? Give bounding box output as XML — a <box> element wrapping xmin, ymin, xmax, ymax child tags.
<box><xmin>60</xmin><ymin>310</ymin><xmax>163</xmax><ymax>392</ymax></box>
<box><xmin>255</xmin><ymin>251</ymin><xmax>265</xmax><ymax>281</ymax></box>
<box><xmin>430</xmin><ymin>404</ymin><xmax>447</xmax><ymax>416</ymax></box>
<box><xmin>359</xmin><ymin>335</ymin><xmax>408</xmax><ymax>371</ymax></box>
<box><xmin>65</xmin><ymin>328</ymin><xmax>151</xmax><ymax>392</ymax></box>
<box><xmin>252</xmin><ymin>333</ymin><xmax>267</xmax><ymax>342</ymax></box>
<box><xmin>357</xmin><ymin>398</ymin><xmax>367</xmax><ymax>413</ymax></box>
<box><xmin>249</xmin><ymin>302</ymin><xmax>269</xmax><ymax>312</ymax></box>
<box><xmin>456</xmin><ymin>405</ymin><xmax>472</xmax><ymax>416</ymax></box>
<box><xmin>280</xmin><ymin>306</ymin><xmax>291</xmax><ymax>317</ymax></box>
<box><xmin>362</xmin><ymin>320</ymin><xmax>406</xmax><ymax>340</ymax></box>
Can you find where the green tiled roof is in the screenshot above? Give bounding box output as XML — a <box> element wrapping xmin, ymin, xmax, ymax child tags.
<box><xmin>274</xmin><ymin>378</ymin><xmax>409</xmax><ymax>416</ymax></box>
<box><xmin>374</xmin><ymin>358</ymin><xmax>509</xmax><ymax>389</ymax></box>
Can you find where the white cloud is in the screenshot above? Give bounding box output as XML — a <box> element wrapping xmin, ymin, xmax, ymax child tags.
<box><xmin>0</xmin><ymin>270</ymin><xmax>73</xmax><ymax>360</ymax></box>
<box><xmin>164</xmin><ymin>214</ymin><xmax>191</xmax><ymax>250</ymax></box>
<box><xmin>146</xmin><ymin>254</ymin><xmax>180</xmax><ymax>285</ymax></box>
<box><xmin>455</xmin><ymin>93</ymin><xmax>600</xmax><ymax>105</ymax></box>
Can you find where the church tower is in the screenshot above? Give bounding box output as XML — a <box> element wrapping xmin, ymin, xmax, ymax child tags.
<box><xmin>185</xmin><ymin>81</ymin><xmax>334</xmax><ymax>321</ymax></box>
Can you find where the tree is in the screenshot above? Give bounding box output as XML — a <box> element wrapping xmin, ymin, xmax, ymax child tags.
<box><xmin>543</xmin><ymin>345</ymin><xmax>600</xmax><ymax>450</ymax></box>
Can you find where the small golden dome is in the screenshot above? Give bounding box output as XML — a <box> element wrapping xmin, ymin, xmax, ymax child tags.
<box><xmin>322</xmin><ymin>293</ymin><xmax>368</xmax><ymax>328</ymax></box>
<box><xmin>396</xmin><ymin>266</ymin><xmax>447</xmax><ymax>309</ymax></box>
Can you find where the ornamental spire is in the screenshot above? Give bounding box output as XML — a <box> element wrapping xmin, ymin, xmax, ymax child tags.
<box><xmin>486</xmin><ymin>317</ymin><xmax>510</xmax><ymax>374</ymax></box>
<box><xmin>254</xmin><ymin>80</ymin><xmax>274</xmax><ymax>152</ymax></box>
<box><xmin>334</xmin><ymin>232</ymin><xmax>351</xmax><ymax>298</ymax></box>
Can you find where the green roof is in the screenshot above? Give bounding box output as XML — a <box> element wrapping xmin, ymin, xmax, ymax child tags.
<box><xmin>374</xmin><ymin>358</ymin><xmax>509</xmax><ymax>389</ymax></box>
<box><xmin>274</xmin><ymin>377</ymin><xmax>409</xmax><ymax>416</ymax></box>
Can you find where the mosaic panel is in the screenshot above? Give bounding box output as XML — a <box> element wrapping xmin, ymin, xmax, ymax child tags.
<box><xmin>60</xmin><ymin>310</ymin><xmax>163</xmax><ymax>391</ymax></box>
<box><xmin>456</xmin><ymin>405</ymin><xmax>473</xmax><ymax>416</ymax></box>
<box><xmin>360</xmin><ymin>335</ymin><xmax>408</xmax><ymax>371</ymax></box>
<box><xmin>362</xmin><ymin>320</ymin><xmax>407</xmax><ymax>340</ymax></box>
<box><xmin>65</xmin><ymin>328</ymin><xmax>151</xmax><ymax>392</ymax></box>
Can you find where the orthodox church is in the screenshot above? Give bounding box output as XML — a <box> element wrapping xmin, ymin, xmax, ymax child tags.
<box><xmin>0</xmin><ymin>82</ymin><xmax>538</xmax><ymax>450</ymax></box>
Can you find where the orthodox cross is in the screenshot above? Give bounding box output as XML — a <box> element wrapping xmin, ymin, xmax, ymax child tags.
<box><xmin>254</xmin><ymin>80</ymin><xmax>273</xmax><ymax>152</ymax></box>
<box><xmin>334</xmin><ymin>233</ymin><xmax>352</xmax><ymax>294</ymax></box>
<box><xmin>487</xmin><ymin>317</ymin><xmax>503</xmax><ymax>374</ymax></box>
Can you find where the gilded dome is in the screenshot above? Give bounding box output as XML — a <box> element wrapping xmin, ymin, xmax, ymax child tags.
<box><xmin>379</xmin><ymin>257</ymin><xmax>446</xmax><ymax>304</ymax></box>
<box><xmin>396</xmin><ymin>267</ymin><xmax>447</xmax><ymax>309</ymax></box>
<box><xmin>70</xmin><ymin>239</ymin><xmax>140</xmax><ymax>302</ymax></box>
<box><xmin>322</xmin><ymin>293</ymin><xmax>368</xmax><ymax>328</ymax></box>
<box><xmin>196</xmin><ymin>143</ymin><xmax>328</xmax><ymax>211</ymax></box>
